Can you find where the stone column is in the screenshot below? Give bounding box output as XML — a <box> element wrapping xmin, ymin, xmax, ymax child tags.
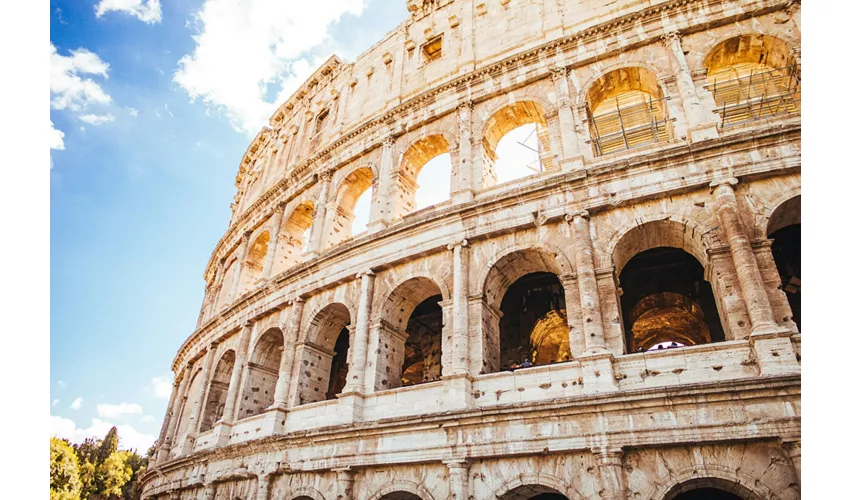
<box><xmin>222</xmin><ymin>322</ymin><xmax>254</xmax><ymax>424</ymax></box>
<box><xmin>304</xmin><ymin>170</ymin><xmax>332</xmax><ymax>259</ymax></box>
<box><xmin>594</xmin><ymin>447</ymin><xmax>627</xmax><ymax>500</ymax></box>
<box><xmin>449</xmin><ymin>240</ymin><xmax>470</xmax><ymax>375</ymax></box>
<box><xmin>153</xmin><ymin>378</ymin><xmax>181</xmax><ymax>465</ymax></box>
<box><xmin>551</xmin><ymin>66</ymin><xmax>583</xmax><ymax>168</ymax></box>
<box><xmin>209</xmin><ymin>258</ymin><xmax>226</xmax><ymax>314</ymax></box>
<box><xmin>452</xmin><ymin>102</ymin><xmax>474</xmax><ymax>204</ymax></box>
<box><xmin>261</xmin><ymin>203</ymin><xmax>285</xmax><ymax>280</ymax></box>
<box><xmin>567</xmin><ymin>211</ymin><xmax>607</xmax><ymax>353</ymax></box>
<box><xmin>200</xmin><ymin>483</ymin><xmax>216</xmax><ymax>500</ymax></box>
<box><xmin>334</xmin><ymin>467</ymin><xmax>355</xmax><ymax>500</ymax></box>
<box><xmin>178</xmin><ymin>343</ymin><xmax>219</xmax><ymax>454</ymax></box>
<box><xmin>710</xmin><ymin>178</ymin><xmax>798</xmax><ymax>375</ymax></box>
<box><xmin>369</xmin><ymin>136</ymin><xmax>395</xmax><ymax>233</ymax></box>
<box><xmin>753</xmin><ymin>240</ymin><xmax>799</xmax><ymax>333</ymax></box>
<box><xmin>345</xmin><ymin>270</ymin><xmax>375</xmax><ymax>393</ymax></box>
<box><xmin>230</xmin><ymin>230</ymin><xmax>254</xmax><ymax>302</ymax></box>
<box><xmin>781</xmin><ymin>438</ymin><xmax>802</xmax><ymax>484</ymax></box>
<box><xmin>256</xmin><ymin>473</ymin><xmax>272</xmax><ymax>500</ymax></box>
<box><xmin>271</xmin><ymin>298</ymin><xmax>303</xmax><ymax>409</ymax></box>
<box><xmin>445</xmin><ymin>460</ymin><xmax>470</xmax><ymax>500</ymax></box>
<box><xmin>158</xmin><ymin>363</ymin><xmax>194</xmax><ymax>463</ymax></box>
<box><xmin>661</xmin><ymin>31</ymin><xmax>718</xmax><ymax>142</ymax></box>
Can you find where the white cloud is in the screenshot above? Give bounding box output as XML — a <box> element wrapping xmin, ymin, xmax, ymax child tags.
<box><xmin>50</xmin><ymin>44</ymin><xmax>111</xmax><ymax>112</ymax></box>
<box><xmin>57</xmin><ymin>380</ymin><xmax>67</xmax><ymax>389</ymax></box>
<box><xmin>140</xmin><ymin>415</ymin><xmax>155</xmax><ymax>423</ymax></box>
<box><xmin>97</xmin><ymin>402</ymin><xmax>143</xmax><ymax>419</ymax></box>
<box><xmin>127</xmin><ymin>107</ymin><xmax>138</xmax><ymax>116</ymax></box>
<box><xmin>70</xmin><ymin>397</ymin><xmax>83</xmax><ymax>410</ymax></box>
<box><xmin>50</xmin><ymin>121</ymin><xmax>65</xmax><ymax>150</ymax></box>
<box><xmin>174</xmin><ymin>0</ymin><xmax>366</xmax><ymax>133</ymax></box>
<box><xmin>95</xmin><ymin>0</ymin><xmax>162</xmax><ymax>24</ymax></box>
<box><xmin>52</xmin><ymin>399</ymin><xmax>60</xmax><ymax>406</ymax></box>
<box><xmin>79</xmin><ymin>113</ymin><xmax>116</xmax><ymax>125</ymax></box>
<box><xmin>150</xmin><ymin>375</ymin><xmax>173</xmax><ymax>399</ymax></box>
<box><xmin>50</xmin><ymin>415</ymin><xmax>156</xmax><ymax>451</ymax></box>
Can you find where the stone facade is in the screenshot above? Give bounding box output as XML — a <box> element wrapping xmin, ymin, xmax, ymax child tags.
<box><xmin>141</xmin><ymin>0</ymin><xmax>802</xmax><ymax>499</ymax></box>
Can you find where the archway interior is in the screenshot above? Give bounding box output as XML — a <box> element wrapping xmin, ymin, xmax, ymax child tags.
<box><xmin>482</xmin><ymin>102</ymin><xmax>552</xmax><ymax>187</ymax></box>
<box><xmin>378</xmin><ymin>493</ymin><xmax>422</xmax><ymax>500</ymax></box>
<box><xmin>326</xmin><ymin>327</ymin><xmax>350</xmax><ymax>401</ymax></box>
<box><xmin>619</xmin><ymin>247</ymin><xmax>723</xmax><ymax>353</ymax></box>
<box><xmin>705</xmin><ymin>35</ymin><xmax>799</xmax><ymax>126</ymax></box>
<box><xmin>401</xmin><ymin>294</ymin><xmax>444</xmax><ymax>386</ymax></box>
<box><xmin>586</xmin><ymin>67</ymin><xmax>669</xmax><ymax>156</ymax></box>
<box><xmin>239</xmin><ymin>230</ymin><xmax>270</xmax><ymax>292</ymax></box>
<box><xmin>399</xmin><ymin>135</ymin><xmax>451</xmax><ymax>216</ymax></box>
<box><xmin>670</xmin><ymin>489</ymin><xmax>743</xmax><ymax>500</ymax></box>
<box><xmin>328</xmin><ymin>167</ymin><xmax>374</xmax><ymax>246</ymax></box>
<box><xmin>237</xmin><ymin>328</ymin><xmax>284</xmax><ymax>420</ymax></box>
<box><xmin>499</xmin><ymin>272</ymin><xmax>570</xmax><ymax>370</ymax></box>
<box><xmin>200</xmin><ymin>350</ymin><xmax>236</xmax><ymax>432</ymax></box>
<box><xmin>501</xmin><ymin>485</ymin><xmax>569</xmax><ymax>500</ymax></box>
<box><xmin>768</xmin><ymin>197</ymin><xmax>801</xmax><ymax>331</ymax></box>
<box><xmin>277</xmin><ymin>200</ymin><xmax>315</xmax><ymax>273</ymax></box>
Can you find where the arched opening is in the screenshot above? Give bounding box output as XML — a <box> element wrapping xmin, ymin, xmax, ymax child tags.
<box><xmin>768</xmin><ymin>195</ymin><xmax>801</xmax><ymax>331</ymax></box>
<box><xmin>619</xmin><ymin>248</ymin><xmax>724</xmax><ymax>353</ymax></box>
<box><xmin>236</xmin><ymin>328</ymin><xmax>284</xmax><ymax>420</ymax></box>
<box><xmin>481</xmin><ymin>101</ymin><xmax>553</xmax><ymax>187</ymax></box>
<box><xmin>397</xmin><ymin>135</ymin><xmax>452</xmax><ymax>217</ymax></box>
<box><xmin>481</xmin><ymin>248</ymin><xmax>571</xmax><ymax>374</ymax></box>
<box><xmin>238</xmin><ymin>230</ymin><xmax>270</xmax><ymax>292</ymax></box>
<box><xmin>275</xmin><ymin>201</ymin><xmax>315</xmax><ymax>273</ymax></box>
<box><xmin>705</xmin><ymin>34</ymin><xmax>800</xmax><ymax>127</ymax></box>
<box><xmin>296</xmin><ymin>303</ymin><xmax>352</xmax><ymax>405</ymax></box>
<box><xmin>200</xmin><ymin>350</ymin><xmax>236</xmax><ymax>432</ymax></box>
<box><xmin>218</xmin><ymin>258</ymin><xmax>238</xmax><ymax>309</ymax></box>
<box><xmin>501</xmin><ymin>485</ymin><xmax>569</xmax><ymax>500</ymax></box>
<box><xmin>327</xmin><ymin>167</ymin><xmax>374</xmax><ymax>246</ymax></box>
<box><xmin>378</xmin><ymin>493</ymin><xmax>422</xmax><ymax>500</ymax></box>
<box><xmin>586</xmin><ymin>67</ymin><xmax>671</xmax><ymax>156</ymax></box>
<box><xmin>663</xmin><ymin>478</ymin><xmax>756</xmax><ymax>500</ymax></box>
<box><xmin>379</xmin><ymin>277</ymin><xmax>444</xmax><ymax>390</ymax></box>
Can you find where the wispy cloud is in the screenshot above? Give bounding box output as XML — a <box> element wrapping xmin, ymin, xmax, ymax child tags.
<box><xmin>57</xmin><ymin>380</ymin><xmax>67</xmax><ymax>389</ymax></box>
<box><xmin>149</xmin><ymin>375</ymin><xmax>173</xmax><ymax>399</ymax></box>
<box><xmin>50</xmin><ymin>44</ymin><xmax>111</xmax><ymax>112</ymax></box>
<box><xmin>97</xmin><ymin>402</ymin><xmax>143</xmax><ymax>419</ymax></box>
<box><xmin>70</xmin><ymin>397</ymin><xmax>83</xmax><ymax>410</ymax></box>
<box><xmin>95</xmin><ymin>0</ymin><xmax>162</xmax><ymax>24</ymax></box>
<box><xmin>174</xmin><ymin>0</ymin><xmax>366</xmax><ymax>133</ymax></box>
<box><xmin>79</xmin><ymin>113</ymin><xmax>116</xmax><ymax>125</ymax></box>
<box><xmin>52</xmin><ymin>399</ymin><xmax>60</xmax><ymax>407</ymax></box>
<box><xmin>140</xmin><ymin>415</ymin><xmax>155</xmax><ymax>423</ymax></box>
<box><xmin>127</xmin><ymin>107</ymin><xmax>138</xmax><ymax>117</ymax></box>
<box><xmin>50</xmin><ymin>415</ymin><xmax>156</xmax><ymax>451</ymax></box>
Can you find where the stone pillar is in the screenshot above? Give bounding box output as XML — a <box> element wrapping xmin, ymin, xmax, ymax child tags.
<box><xmin>753</xmin><ymin>240</ymin><xmax>799</xmax><ymax>333</ymax></box>
<box><xmin>271</xmin><ymin>299</ymin><xmax>303</xmax><ymax>409</ymax></box>
<box><xmin>369</xmin><ymin>136</ymin><xmax>395</xmax><ymax>233</ymax></box>
<box><xmin>222</xmin><ymin>322</ymin><xmax>254</xmax><ymax>424</ymax></box>
<box><xmin>157</xmin><ymin>363</ymin><xmax>193</xmax><ymax>463</ymax></box>
<box><xmin>261</xmin><ymin>203</ymin><xmax>285</xmax><ymax>280</ymax></box>
<box><xmin>710</xmin><ymin>178</ymin><xmax>798</xmax><ymax>375</ymax></box>
<box><xmin>706</xmin><ymin>248</ymin><xmax>752</xmax><ymax>341</ymax></box>
<box><xmin>200</xmin><ymin>483</ymin><xmax>216</xmax><ymax>500</ymax></box>
<box><xmin>209</xmin><ymin>258</ymin><xmax>226</xmax><ymax>314</ymax></box>
<box><xmin>449</xmin><ymin>240</ymin><xmax>470</xmax><ymax>375</ymax></box>
<box><xmin>594</xmin><ymin>447</ymin><xmax>627</xmax><ymax>500</ymax></box>
<box><xmin>781</xmin><ymin>438</ymin><xmax>802</xmax><ymax>484</ymax></box>
<box><xmin>304</xmin><ymin>170</ymin><xmax>332</xmax><ymax>259</ymax></box>
<box><xmin>179</xmin><ymin>343</ymin><xmax>219</xmax><ymax>454</ymax></box>
<box><xmin>661</xmin><ymin>31</ymin><xmax>718</xmax><ymax>142</ymax></box>
<box><xmin>334</xmin><ymin>467</ymin><xmax>355</xmax><ymax>500</ymax></box>
<box><xmin>560</xmin><ymin>274</ymin><xmax>586</xmax><ymax>357</ymax></box>
<box><xmin>345</xmin><ymin>270</ymin><xmax>375</xmax><ymax>394</ymax></box>
<box><xmin>551</xmin><ymin>66</ymin><xmax>583</xmax><ymax>169</ymax></box>
<box><xmin>445</xmin><ymin>460</ymin><xmax>470</xmax><ymax>500</ymax></box>
<box><xmin>153</xmin><ymin>378</ymin><xmax>181</xmax><ymax>465</ymax></box>
<box><xmin>230</xmin><ymin>230</ymin><xmax>254</xmax><ymax>302</ymax></box>
<box><xmin>256</xmin><ymin>473</ymin><xmax>272</xmax><ymax>500</ymax></box>
<box><xmin>567</xmin><ymin>211</ymin><xmax>607</xmax><ymax>353</ymax></box>
<box><xmin>452</xmin><ymin>102</ymin><xmax>474</xmax><ymax>204</ymax></box>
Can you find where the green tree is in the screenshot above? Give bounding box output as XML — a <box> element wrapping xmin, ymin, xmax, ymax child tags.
<box><xmin>97</xmin><ymin>426</ymin><xmax>119</xmax><ymax>463</ymax></box>
<box><xmin>97</xmin><ymin>451</ymin><xmax>133</xmax><ymax>498</ymax></box>
<box><xmin>51</xmin><ymin>437</ymin><xmax>82</xmax><ymax>500</ymax></box>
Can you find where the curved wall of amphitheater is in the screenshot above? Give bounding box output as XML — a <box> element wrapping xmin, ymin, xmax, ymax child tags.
<box><xmin>141</xmin><ymin>1</ymin><xmax>802</xmax><ymax>499</ymax></box>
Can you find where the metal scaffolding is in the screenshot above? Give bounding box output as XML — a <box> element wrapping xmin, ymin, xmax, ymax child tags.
<box><xmin>709</xmin><ymin>63</ymin><xmax>801</xmax><ymax>128</ymax></box>
<box><xmin>587</xmin><ymin>94</ymin><xmax>672</xmax><ymax>157</ymax></box>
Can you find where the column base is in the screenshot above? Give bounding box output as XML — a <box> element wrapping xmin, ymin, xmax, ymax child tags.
<box><xmin>688</xmin><ymin>123</ymin><xmax>719</xmax><ymax>143</ymax></box>
<box><xmin>558</xmin><ymin>155</ymin><xmax>586</xmax><ymax>172</ymax></box>
<box><xmin>749</xmin><ymin>327</ymin><xmax>800</xmax><ymax>376</ymax></box>
<box><xmin>577</xmin><ymin>352</ymin><xmax>619</xmax><ymax>394</ymax></box>
<box><xmin>367</xmin><ymin>219</ymin><xmax>389</xmax><ymax>234</ymax></box>
<box><xmin>442</xmin><ymin>373</ymin><xmax>475</xmax><ymax>410</ymax></box>
<box><xmin>177</xmin><ymin>433</ymin><xmax>197</xmax><ymax>455</ymax></box>
<box><xmin>154</xmin><ymin>445</ymin><xmax>172</xmax><ymax>466</ymax></box>
<box><xmin>263</xmin><ymin>404</ymin><xmax>289</xmax><ymax>433</ymax></box>
<box><xmin>211</xmin><ymin>421</ymin><xmax>233</xmax><ymax>447</ymax></box>
<box><xmin>302</xmin><ymin>250</ymin><xmax>319</xmax><ymax>261</ymax></box>
<box><xmin>450</xmin><ymin>189</ymin><xmax>474</xmax><ymax>204</ymax></box>
<box><xmin>336</xmin><ymin>391</ymin><xmax>365</xmax><ymax>424</ymax></box>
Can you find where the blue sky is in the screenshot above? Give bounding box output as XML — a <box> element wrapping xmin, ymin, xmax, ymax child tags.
<box><xmin>49</xmin><ymin>0</ymin><xmax>541</xmax><ymax>451</ymax></box>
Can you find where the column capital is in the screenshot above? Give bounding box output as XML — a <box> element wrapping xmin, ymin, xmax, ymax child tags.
<box><xmin>240</xmin><ymin>318</ymin><xmax>255</xmax><ymax>329</ymax></box>
<box><xmin>318</xmin><ymin>169</ymin><xmax>333</xmax><ymax>183</ymax></box>
<box><xmin>592</xmin><ymin>446</ymin><xmax>625</xmax><ymax>462</ymax></box>
<box><xmin>273</xmin><ymin>201</ymin><xmax>287</xmax><ymax>214</ymax></box>
<box><xmin>456</xmin><ymin>100</ymin><xmax>474</xmax><ymax>115</ymax></box>
<box><xmin>289</xmin><ymin>295</ymin><xmax>305</xmax><ymax>306</ymax></box>
<box><xmin>566</xmin><ymin>209</ymin><xmax>590</xmax><ymax>222</ymax></box>
<box><xmin>443</xmin><ymin>459</ymin><xmax>469</xmax><ymax>469</ymax></box>
<box><xmin>382</xmin><ymin>135</ymin><xmax>396</xmax><ymax>148</ymax></box>
<box><xmin>241</xmin><ymin>229</ymin><xmax>254</xmax><ymax>243</ymax></box>
<box><xmin>660</xmin><ymin>30</ymin><xmax>682</xmax><ymax>47</ymax></box>
<box><xmin>447</xmin><ymin>239</ymin><xmax>469</xmax><ymax>251</ymax></box>
<box><xmin>709</xmin><ymin>177</ymin><xmax>739</xmax><ymax>193</ymax></box>
<box><xmin>549</xmin><ymin>65</ymin><xmax>571</xmax><ymax>80</ymax></box>
<box><xmin>356</xmin><ymin>269</ymin><xmax>375</xmax><ymax>279</ymax></box>
<box><xmin>784</xmin><ymin>0</ymin><xmax>800</xmax><ymax>14</ymax></box>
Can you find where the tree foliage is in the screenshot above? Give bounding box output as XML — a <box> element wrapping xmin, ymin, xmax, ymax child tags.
<box><xmin>51</xmin><ymin>437</ymin><xmax>82</xmax><ymax>500</ymax></box>
<box><xmin>52</xmin><ymin>427</ymin><xmax>149</xmax><ymax>500</ymax></box>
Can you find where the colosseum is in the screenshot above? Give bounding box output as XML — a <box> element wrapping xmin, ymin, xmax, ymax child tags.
<box><xmin>140</xmin><ymin>0</ymin><xmax>802</xmax><ymax>499</ymax></box>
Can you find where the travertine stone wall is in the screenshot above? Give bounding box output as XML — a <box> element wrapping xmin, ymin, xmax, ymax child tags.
<box><xmin>143</xmin><ymin>1</ymin><xmax>801</xmax><ymax>499</ymax></box>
